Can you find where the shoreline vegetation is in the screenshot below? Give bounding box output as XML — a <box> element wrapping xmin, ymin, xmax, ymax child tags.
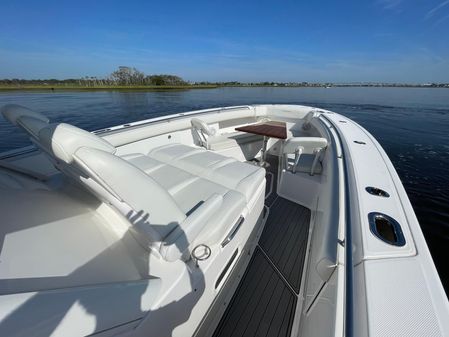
<box><xmin>1</xmin><ymin>66</ymin><xmax>448</xmax><ymax>91</ymax></box>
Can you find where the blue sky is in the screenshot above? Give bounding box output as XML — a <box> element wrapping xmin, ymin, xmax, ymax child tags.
<box><xmin>0</xmin><ymin>0</ymin><xmax>448</xmax><ymax>83</ymax></box>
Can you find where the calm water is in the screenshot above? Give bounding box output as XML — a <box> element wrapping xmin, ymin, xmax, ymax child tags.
<box><xmin>1</xmin><ymin>87</ymin><xmax>448</xmax><ymax>293</ymax></box>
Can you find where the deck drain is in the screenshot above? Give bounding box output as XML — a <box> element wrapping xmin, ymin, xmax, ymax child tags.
<box><xmin>354</xmin><ymin>140</ymin><xmax>366</xmax><ymax>145</ymax></box>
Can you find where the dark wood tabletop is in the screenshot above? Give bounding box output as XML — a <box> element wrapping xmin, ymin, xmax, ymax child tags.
<box><xmin>235</xmin><ymin>121</ymin><xmax>287</xmax><ymax>139</ymax></box>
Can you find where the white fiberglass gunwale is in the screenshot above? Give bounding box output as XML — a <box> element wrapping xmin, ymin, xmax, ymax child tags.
<box><xmin>323</xmin><ymin>111</ymin><xmax>449</xmax><ymax>337</ymax></box>
<box><xmin>93</xmin><ymin>105</ymin><xmax>254</xmax><ymax>134</ymax></box>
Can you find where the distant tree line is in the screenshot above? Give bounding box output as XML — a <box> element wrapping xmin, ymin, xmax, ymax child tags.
<box><xmin>109</xmin><ymin>66</ymin><xmax>187</xmax><ymax>86</ymax></box>
<box><xmin>1</xmin><ymin>68</ymin><xmax>448</xmax><ymax>88</ymax></box>
<box><xmin>0</xmin><ymin>66</ymin><xmax>188</xmax><ymax>87</ymax></box>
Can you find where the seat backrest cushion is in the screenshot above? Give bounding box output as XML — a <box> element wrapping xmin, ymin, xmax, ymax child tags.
<box><xmin>191</xmin><ymin>118</ymin><xmax>216</xmax><ymax>136</ymax></box>
<box><xmin>283</xmin><ymin>137</ymin><xmax>328</xmax><ymax>154</ymax></box>
<box><xmin>39</xmin><ymin>123</ymin><xmax>116</xmax><ymax>164</ymax></box>
<box><xmin>1</xmin><ymin>104</ymin><xmax>50</xmax><ymax>139</ymax></box>
<box><xmin>73</xmin><ymin>147</ymin><xmax>186</xmax><ymax>244</ymax></box>
<box><xmin>1</xmin><ymin>104</ymin><xmax>49</xmax><ymax>126</ymax></box>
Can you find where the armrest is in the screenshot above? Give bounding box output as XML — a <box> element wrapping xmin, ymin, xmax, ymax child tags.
<box><xmin>160</xmin><ymin>194</ymin><xmax>223</xmax><ymax>262</ymax></box>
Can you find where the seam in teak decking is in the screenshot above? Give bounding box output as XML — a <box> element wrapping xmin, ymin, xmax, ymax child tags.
<box><xmin>214</xmin><ymin>160</ymin><xmax>311</xmax><ymax>337</ymax></box>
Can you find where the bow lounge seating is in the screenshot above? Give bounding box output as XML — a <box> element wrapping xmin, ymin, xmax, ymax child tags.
<box><xmin>34</xmin><ymin>123</ymin><xmax>265</xmax><ymax>262</ymax></box>
<box><xmin>0</xmin><ymin>104</ymin><xmax>266</xmax><ymax>262</ymax></box>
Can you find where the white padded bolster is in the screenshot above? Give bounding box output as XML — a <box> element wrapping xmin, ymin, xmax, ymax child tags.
<box><xmin>1</xmin><ymin>104</ymin><xmax>49</xmax><ymax>125</ymax></box>
<box><xmin>73</xmin><ymin>147</ymin><xmax>186</xmax><ymax>242</ymax></box>
<box><xmin>283</xmin><ymin>137</ymin><xmax>328</xmax><ymax>154</ymax></box>
<box><xmin>39</xmin><ymin>123</ymin><xmax>116</xmax><ymax>164</ymax></box>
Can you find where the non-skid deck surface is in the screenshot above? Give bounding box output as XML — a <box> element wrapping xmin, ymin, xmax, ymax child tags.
<box><xmin>214</xmin><ymin>196</ymin><xmax>311</xmax><ymax>337</ymax></box>
<box><xmin>213</xmin><ymin>249</ymin><xmax>296</xmax><ymax>337</ymax></box>
<box><xmin>259</xmin><ymin>198</ymin><xmax>310</xmax><ymax>293</ymax></box>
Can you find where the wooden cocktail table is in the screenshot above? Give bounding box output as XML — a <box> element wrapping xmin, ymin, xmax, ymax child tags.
<box><xmin>236</xmin><ymin>121</ymin><xmax>287</xmax><ymax>166</ymax></box>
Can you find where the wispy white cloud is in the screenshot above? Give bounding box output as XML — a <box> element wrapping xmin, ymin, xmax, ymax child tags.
<box><xmin>378</xmin><ymin>0</ymin><xmax>402</xmax><ymax>10</ymax></box>
<box><xmin>434</xmin><ymin>13</ymin><xmax>449</xmax><ymax>26</ymax></box>
<box><xmin>425</xmin><ymin>0</ymin><xmax>449</xmax><ymax>20</ymax></box>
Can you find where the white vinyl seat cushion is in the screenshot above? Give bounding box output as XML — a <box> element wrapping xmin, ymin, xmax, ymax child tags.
<box><xmin>121</xmin><ymin>153</ymin><xmax>164</xmax><ymax>173</ymax></box>
<box><xmin>122</xmin><ymin>150</ymin><xmax>256</xmax><ymax>252</ymax></box>
<box><xmin>147</xmin><ymin>143</ymin><xmax>204</xmax><ymax>162</ymax></box>
<box><xmin>123</xmin><ymin>153</ymin><xmax>247</xmax><ymax>245</ymax></box>
<box><xmin>147</xmin><ymin>143</ymin><xmax>265</xmax><ymax>202</ymax></box>
<box><xmin>149</xmin><ymin>143</ymin><xmax>225</xmax><ymax>175</ymax></box>
<box><xmin>201</xmin><ymin>160</ymin><xmax>266</xmax><ymax>202</ymax></box>
<box><xmin>163</xmin><ymin>150</ymin><xmax>235</xmax><ymax>176</ymax></box>
<box><xmin>125</xmin><ymin>144</ymin><xmax>265</xmax><ymax>246</ymax></box>
<box><xmin>123</xmin><ymin>153</ymin><xmax>198</xmax><ymax>196</ymax></box>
